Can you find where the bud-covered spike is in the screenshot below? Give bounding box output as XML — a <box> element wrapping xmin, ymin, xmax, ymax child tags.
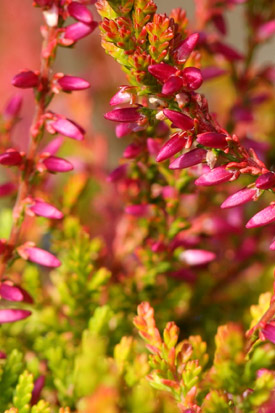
<box><xmin>68</xmin><ymin>1</ymin><xmax>93</xmax><ymax>24</ymax></box>
<box><xmin>162</xmin><ymin>76</ymin><xmax>183</xmax><ymax>95</ymax></box>
<box><xmin>169</xmin><ymin>148</ymin><xmax>206</xmax><ymax>169</ymax></box>
<box><xmin>23</xmin><ymin>246</ymin><xmax>61</xmax><ymax>268</ymax></box>
<box><xmin>156</xmin><ymin>134</ymin><xmax>186</xmax><ymax>162</ymax></box>
<box><xmin>175</xmin><ymin>33</ymin><xmax>199</xmax><ymax>62</ymax></box>
<box><xmin>43</xmin><ymin>156</ymin><xmax>74</xmax><ymax>172</ymax></box>
<box><xmin>58</xmin><ymin>75</ymin><xmax>90</xmax><ymax>91</ymax></box>
<box><xmin>12</xmin><ymin>71</ymin><xmax>39</xmax><ymax>89</ymax></box>
<box><xmin>30</xmin><ymin>200</ymin><xmax>64</xmax><ymax>219</ymax></box>
<box><xmin>197</xmin><ymin>132</ymin><xmax>228</xmax><ymax>149</ymax></box>
<box><xmin>182</xmin><ymin>67</ymin><xmax>203</xmax><ymax>90</ymax></box>
<box><xmin>221</xmin><ymin>187</ymin><xmax>256</xmax><ymax>209</ymax></box>
<box><xmin>0</xmin><ymin>309</ymin><xmax>32</xmax><ymax>324</ymax></box>
<box><xmin>148</xmin><ymin>63</ymin><xmax>177</xmax><ymax>82</ymax></box>
<box><xmin>163</xmin><ymin>109</ymin><xmax>194</xmax><ymax>130</ymax></box>
<box><xmin>104</xmin><ymin>107</ymin><xmax>143</xmax><ymax>123</ymax></box>
<box><xmin>51</xmin><ymin>118</ymin><xmax>85</xmax><ymax>141</ymax></box>
<box><xmin>195</xmin><ymin>166</ymin><xmax>234</xmax><ymax>186</ymax></box>
<box><xmin>246</xmin><ymin>204</ymin><xmax>275</xmax><ymax>229</ymax></box>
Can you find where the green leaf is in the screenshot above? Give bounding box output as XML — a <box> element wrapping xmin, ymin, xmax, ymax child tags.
<box><xmin>13</xmin><ymin>370</ymin><xmax>34</xmax><ymax>413</ymax></box>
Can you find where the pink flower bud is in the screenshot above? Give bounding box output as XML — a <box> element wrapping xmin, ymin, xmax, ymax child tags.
<box><xmin>107</xmin><ymin>164</ymin><xmax>128</xmax><ymax>182</ymax></box>
<box><xmin>148</xmin><ymin>63</ymin><xmax>177</xmax><ymax>82</ymax></box>
<box><xmin>221</xmin><ymin>187</ymin><xmax>257</xmax><ymax>209</ymax></box>
<box><xmin>262</xmin><ymin>322</ymin><xmax>275</xmax><ymax>344</ymax></box>
<box><xmin>246</xmin><ymin>204</ymin><xmax>275</xmax><ymax>229</ymax></box>
<box><xmin>182</xmin><ymin>67</ymin><xmax>203</xmax><ymax>90</ymax></box>
<box><xmin>68</xmin><ymin>1</ymin><xmax>93</xmax><ymax>24</ymax></box>
<box><xmin>0</xmin><ymin>150</ymin><xmax>22</xmax><ymax>166</ymax></box>
<box><xmin>12</xmin><ymin>71</ymin><xmax>39</xmax><ymax>89</ymax></box>
<box><xmin>3</xmin><ymin>95</ymin><xmax>23</xmax><ymax>120</ymax></box>
<box><xmin>169</xmin><ymin>148</ymin><xmax>206</xmax><ymax>169</ymax></box>
<box><xmin>163</xmin><ymin>109</ymin><xmax>194</xmax><ymax>130</ymax></box>
<box><xmin>175</xmin><ymin>33</ymin><xmax>200</xmax><ymax>62</ymax></box>
<box><xmin>195</xmin><ymin>166</ymin><xmax>234</xmax><ymax>186</ymax></box>
<box><xmin>31</xmin><ymin>376</ymin><xmax>45</xmax><ymax>406</ymax></box>
<box><xmin>23</xmin><ymin>246</ymin><xmax>61</xmax><ymax>268</ymax></box>
<box><xmin>257</xmin><ymin>20</ymin><xmax>275</xmax><ymax>41</ymax></box>
<box><xmin>30</xmin><ymin>200</ymin><xmax>63</xmax><ymax>220</ymax></box>
<box><xmin>58</xmin><ymin>75</ymin><xmax>90</xmax><ymax>91</ymax></box>
<box><xmin>162</xmin><ymin>76</ymin><xmax>183</xmax><ymax>95</ymax></box>
<box><xmin>156</xmin><ymin>121</ymin><xmax>169</xmax><ymax>137</ymax></box>
<box><xmin>180</xmin><ymin>249</ymin><xmax>216</xmax><ymax>266</ymax></box>
<box><xmin>43</xmin><ymin>156</ymin><xmax>73</xmax><ymax>172</ymax></box>
<box><xmin>64</xmin><ymin>21</ymin><xmax>98</xmax><ymax>42</ymax></box>
<box><xmin>0</xmin><ymin>182</ymin><xmax>16</xmax><ymax>197</ymax></box>
<box><xmin>110</xmin><ymin>87</ymin><xmax>132</xmax><ymax>106</ymax></box>
<box><xmin>51</xmin><ymin>118</ymin><xmax>85</xmax><ymax>141</ymax></box>
<box><xmin>147</xmin><ymin>138</ymin><xmax>161</xmax><ymax>156</ymax></box>
<box><xmin>125</xmin><ymin>204</ymin><xmax>149</xmax><ymax>217</ymax></box>
<box><xmin>0</xmin><ymin>309</ymin><xmax>31</xmax><ymax>324</ymax></box>
<box><xmin>201</xmin><ymin>66</ymin><xmax>227</xmax><ymax>81</ymax></box>
<box><xmin>115</xmin><ymin>123</ymin><xmax>135</xmax><ymax>138</ymax></box>
<box><xmin>0</xmin><ymin>351</ymin><xmax>6</xmax><ymax>359</ymax></box>
<box><xmin>42</xmin><ymin>136</ymin><xmax>64</xmax><ymax>155</ymax></box>
<box><xmin>104</xmin><ymin>108</ymin><xmax>143</xmax><ymax>123</ymax></box>
<box><xmin>0</xmin><ymin>283</ymin><xmax>33</xmax><ymax>303</ymax></box>
<box><xmin>197</xmin><ymin>132</ymin><xmax>228</xmax><ymax>149</ymax></box>
<box><xmin>270</xmin><ymin>240</ymin><xmax>275</xmax><ymax>251</ymax></box>
<box><xmin>232</xmin><ymin>105</ymin><xmax>253</xmax><ymax>122</ymax></box>
<box><xmin>156</xmin><ymin>134</ymin><xmax>186</xmax><ymax>162</ymax></box>
<box><xmin>123</xmin><ymin>143</ymin><xmax>142</xmax><ymax>159</ymax></box>
<box><xmin>212</xmin><ymin>14</ymin><xmax>227</xmax><ymax>35</ymax></box>
<box><xmin>255</xmin><ymin>172</ymin><xmax>275</xmax><ymax>190</ymax></box>
<box><xmin>211</xmin><ymin>41</ymin><xmax>243</xmax><ymax>61</ymax></box>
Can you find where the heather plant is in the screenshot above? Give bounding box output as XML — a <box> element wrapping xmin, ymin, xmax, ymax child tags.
<box><xmin>0</xmin><ymin>0</ymin><xmax>275</xmax><ymax>412</ymax></box>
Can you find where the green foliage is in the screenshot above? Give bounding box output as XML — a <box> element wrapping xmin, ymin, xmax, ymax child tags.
<box><xmin>0</xmin><ymin>350</ymin><xmax>24</xmax><ymax>411</ymax></box>
<box><xmin>13</xmin><ymin>371</ymin><xmax>34</xmax><ymax>413</ymax></box>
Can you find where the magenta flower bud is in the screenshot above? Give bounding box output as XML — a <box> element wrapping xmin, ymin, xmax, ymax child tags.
<box><xmin>64</xmin><ymin>21</ymin><xmax>98</xmax><ymax>42</ymax></box>
<box><xmin>43</xmin><ymin>156</ymin><xmax>73</xmax><ymax>173</ymax></box>
<box><xmin>104</xmin><ymin>108</ymin><xmax>143</xmax><ymax>123</ymax></box>
<box><xmin>12</xmin><ymin>71</ymin><xmax>39</xmax><ymax>89</ymax></box>
<box><xmin>163</xmin><ymin>109</ymin><xmax>194</xmax><ymax>130</ymax></box>
<box><xmin>147</xmin><ymin>138</ymin><xmax>161</xmax><ymax>156</ymax></box>
<box><xmin>58</xmin><ymin>75</ymin><xmax>90</xmax><ymax>91</ymax></box>
<box><xmin>197</xmin><ymin>132</ymin><xmax>228</xmax><ymax>149</ymax></box>
<box><xmin>201</xmin><ymin>66</ymin><xmax>227</xmax><ymax>81</ymax></box>
<box><xmin>148</xmin><ymin>63</ymin><xmax>177</xmax><ymax>82</ymax></box>
<box><xmin>176</xmin><ymin>33</ymin><xmax>200</xmax><ymax>62</ymax></box>
<box><xmin>23</xmin><ymin>246</ymin><xmax>61</xmax><ymax>268</ymax></box>
<box><xmin>156</xmin><ymin>121</ymin><xmax>169</xmax><ymax>137</ymax></box>
<box><xmin>30</xmin><ymin>200</ymin><xmax>63</xmax><ymax>220</ymax></box>
<box><xmin>42</xmin><ymin>136</ymin><xmax>64</xmax><ymax>155</ymax></box>
<box><xmin>115</xmin><ymin>123</ymin><xmax>135</xmax><ymax>138</ymax></box>
<box><xmin>51</xmin><ymin>118</ymin><xmax>85</xmax><ymax>141</ymax></box>
<box><xmin>3</xmin><ymin>95</ymin><xmax>23</xmax><ymax>120</ymax></box>
<box><xmin>0</xmin><ymin>150</ymin><xmax>22</xmax><ymax>166</ymax></box>
<box><xmin>0</xmin><ymin>351</ymin><xmax>6</xmax><ymax>359</ymax></box>
<box><xmin>0</xmin><ymin>309</ymin><xmax>31</xmax><ymax>324</ymax></box>
<box><xmin>262</xmin><ymin>322</ymin><xmax>275</xmax><ymax>344</ymax></box>
<box><xmin>212</xmin><ymin>14</ymin><xmax>227</xmax><ymax>35</ymax></box>
<box><xmin>180</xmin><ymin>249</ymin><xmax>216</xmax><ymax>266</ymax></box>
<box><xmin>156</xmin><ymin>134</ymin><xmax>186</xmax><ymax>162</ymax></box>
<box><xmin>246</xmin><ymin>204</ymin><xmax>275</xmax><ymax>229</ymax></box>
<box><xmin>169</xmin><ymin>148</ymin><xmax>206</xmax><ymax>169</ymax></box>
<box><xmin>162</xmin><ymin>76</ymin><xmax>183</xmax><ymax>95</ymax></box>
<box><xmin>255</xmin><ymin>172</ymin><xmax>275</xmax><ymax>190</ymax></box>
<box><xmin>0</xmin><ymin>182</ymin><xmax>16</xmax><ymax>197</ymax></box>
<box><xmin>110</xmin><ymin>87</ymin><xmax>132</xmax><ymax>106</ymax></box>
<box><xmin>168</xmin><ymin>269</ymin><xmax>196</xmax><ymax>283</ymax></box>
<box><xmin>107</xmin><ymin>164</ymin><xmax>127</xmax><ymax>183</ymax></box>
<box><xmin>123</xmin><ymin>143</ymin><xmax>142</xmax><ymax>159</ymax></box>
<box><xmin>125</xmin><ymin>204</ymin><xmax>149</xmax><ymax>217</ymax></box>
<box><xmin>232</xmin><ymin>105</ymin><xmax>253</xmax><ymax>122</ymax></box>
<box><xmin>212</xmin><ymin>41</ymin><xmax>243</xmax><ymax>61</ymax></box>
<box><xmin>182</xmin><ymin>67</ymin><xmax>203</xmax><ymax>90</ymax></box>
<box><xmin>31</xmin><ymin>376</ymin><xmax>45</xmax><ymax>406</ymax></box>
<box><xmin>68</xmin><ymin>1</ymin><xmax>93</xmax><ymax>24</ymax></box>
<box><xmin>270</xmin><ymin>240</ymin><xmax>275</xmax><ymax>251</ymax></box>
<box><xmin>0</xmin><ymin>283</ymin><xmax>33</xmax><ymax>303</ymax></box>
<box><xmin>257</xmin><ymin>20</ymin><xmax>275</xmax><ymax>41</ymax></box>
<box><xmin>221</xmin><ymin>187</ymin><xmax>256</xmax><ymax>209</ymax></box>
<box><xmin>195</xmin><ymin>166</ymin><xmax>234</xmax><ymax>186</ymax></box>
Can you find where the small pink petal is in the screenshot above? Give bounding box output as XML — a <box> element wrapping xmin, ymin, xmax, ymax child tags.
<box><xmin>197</xmin><ymin>132</ymin><xmax>228</xmax><ymax>149</ymax></box>
<box><xmin>125</xmin><ymin>204</ymin><xmax>149</xmax><ymax>217</ymax></box>
<box><xmin>221</xmin><ymin>187</ymin><xmax>256</xmax><ymax>209</ymax></box>
<box><xmin>3</xmin><ymin>95</ymin><xmax>23</xmax><ymax>120</ymax></box>
<box><xmin>162</xmin><ymin>76</ymin><xmax>183</xmax><ymax>95</ymax></box>
<box><xmin>175</xmin><ymin>33</ymin><xmax>200</xmax><ymax>62</ymax></box>
<box><xmin>64</xmin><ymin>21</ymin><xmax>98</xmax><ymax>42</ymax></box>
<box><xmin>201</xmin><ymin>66</ymin><xmax>227</xmax><ymax>81</ymax></box>
<box><xmin>212</xmin><ymin>13</ymin><xmax>227</xmax><ymax>35</ymax></box>
<box><xmin>0</xmin><ymin>283</ymin><xmax>33</xmax><ymax>303</ymax></box>
<box><xmin>110</xmin><ymin>88</ymin><xmax>132</xmax><ymax>106</ymax></box>
<box><xmin>180</xmin><ymin>249</ymin><xmax>216</xmax><ymax>266</ymax></box>
<box><xmin>107</xmin><ymin>164</ymin><xmax>127</xmax><ymax>183</ymax></box>
<box><xmin>0</xmin><ymin>151</ymin><xmax>22</xmax><ymax>166</ymax></box>
<box><xmin>123</xmin><ymin>143</ymin><xmax>142</xmax><ymax>159</ymax></box>
<box><xmin>30</xmin><ymin>200</ymin><xmax>63</xmax><ymax>219</ymax></box>
<box><xmin>257</xmin><ymin>20</ymin><xmax>275</xmax><ymax>41</ymax></box>
<box><xmin>43</xmin><ymin>156</ymin><xmax>73</xmax><ymax>172</ymax></box>
<box><xmin>148</xmin><ymin>63</ymin><xmax>177</xmax><ymax>82</ymax></box>
<box><xmin>0</xmin><ymin>309</ymin><xmax>31</xmax><ymax>324</ymax></box>
<box><xmin>12</xmin><ymin>71</ymin><xmax>39</xmax><ymax>89</ymax></box>
<box><xmin>195</xmin><ymin>166</ymin><xmax>234</xmax><ymax>186</ymax></box>
<box><xmin>147</xmin><ymin>138</ymin><xmax>161</xmax><ymax>156</ymax></box>
<box><xmin>246</xmin><ymin>204</ymin><xmax>275</xmax><ymax>229</ymax></box>
<box><xmin>156</xmin><ymin>134</ymin><xmax>186</xmax><ymax>162</ymax></box>
<box><xmin>0</xmin><ymin>182</ymin><xmax>16</xmax><ymax>197</ymax></box>
<box><xmin>68</xmin><ymin>1</ymin><xmax>93</xmax><ymax>23</ymax></box>
<box><xmin>182</xmin><ymin>67</ymin><xmax>203</xmax><ymax>90</ymax></box>
<box><xmin>42</xmin><ymin>137</ymin><xmax>64</xmax><ymax>155</ymax></box>
<box><xmin>115</xmin><ymin>123</ymin><xmax>135</xmax><ymax>138</ymax></box>
<box><xmin>169</xmin><ymin>148</ymin><xmax>206</xmax><ymax>169</ymax></box>
<box><xmin>212</xmin><ymin>41</ymin><xmax>243</xmax><ymax>61</ymax></box>
<box><xmin>24</xmin><ymin>247</ymin><xmax>61</xmax><ymax>268</ymax></box>
<box><xmin>31</xmin><ymin>375</ymin><xmax>46</xmax><ymax>406</ymax></box>
<box><xmin>262</xmin><ymin>322</ymin><xmax>275</xmax><ymax>344</ymax></box>
<box><xmin>0</xmin><ymin>351</ymin><xmax>6</xmax><ymax>359</ymax></box>
<box><xmin>255</xmin><ymin>172</ymin><xmax>275</xmax><ymax>190</ymax></box>
<box><xmin>270</xmin><ymin>240</ymin><xmax>275</xmax><ymax>251</ymax></box>
<box><xmin>104</xmin><ymin>107</ymin><xmax>143</xmax><ymax>123</ymax></box>
<box><xmin>51</xmin><ymin>118</ymin><xmax>85</xmax><ymax>141</ymax></box>
<box><xmin>163</xmin><ymin>109</ymin><xmax>194</xmax><ymax>130</ymax></box>
<box><xmin>58</xmin><ymin>75</ymin><xmax>90</xmax><ymax>91</ymax></box>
